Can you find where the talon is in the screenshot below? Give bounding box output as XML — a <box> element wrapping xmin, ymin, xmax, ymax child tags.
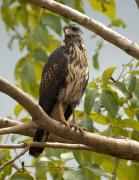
<box><xmin>82</xmin><ymin>127</ymin><xmax>87</xmax><ymax>131</ymax></box>
<box><xmin>69</xmin><ymin>124</ymin><xmax>85</xmax><ymax>135</ymax></box>
<box><xmin>61</xmin><ymin>118</ymin><xmax>69</xmax><ymax>127</ymax></box>
<box><xmin>70</xmin><ymin>124</ymin><xmax>77</xmax><ymax>130</ymax></box>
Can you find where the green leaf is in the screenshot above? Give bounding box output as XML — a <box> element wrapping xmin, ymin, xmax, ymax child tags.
<box><xmin>135</xmin><ymin>110</ymin><xmax>139</xmax><ymax>121</ymax></box>
<box><xmin>74</xmin><ymin>0</ymin><xmax>84</xmax><ymax>12</ymax></box>
<box><xmin>32</xmin><ymin>48</ymin><xmax>48</xmax><ymax>62</ymax></box>
<box><xmin>20</xmin><ymin>61</ymin><xmax>39</xmax><ymax>98</ymax></box>
<box><xmin>1</xmin><ymin>4</ymin><xmax>16</xmax><ymax>30</ymax></box>
<box><xmin>111</xmin><ymin>18</ymin><xmax>126</xmax><ymax>28</ymax></box>
<box><xmin>131</xmin><ymin>70</ymin><xmax>139</xmax><ymax>75</ymax></box>
<box><xmin>0</xmin><ymin>165</ymin><xmax>12</xmax><ymax>179</ymax></box>
<box><xmin>47</xmin><ymin>160</ymin><xmax>64</xmax><ymax>179</ymax></box>
<box><xmin>126</xmin><ymin>74</ymin><xmax>137</xmax><ymax>93</ymax></box>
<box><xmin>117</xmin><ymin>160</ymin><xmax>139</xmax><ymax>180</ymax></box>
<box><xmin>10</xmin><ymin>170</ymin><xmax>34</xmax><ymax>180</ymax></box>
<box><xmin>21</xmin><ymin>117</ymin><xmax>31</xmax><ymax>123</ymax></box>
<box><xmin>90</xmin><ymin>113</ymin><xmax>107</xmax><ymax>125</ymax></box>
<box><xmin>60</xmin><ymin>151</ymin><xmax>74</xmax><ymax>162</ymax></box>
<box><xmin>134</xmin><ymin>79</ymin><xmax>139</xmax><ymax>99</ymax></box>
<box><xmin>80</xmin><ymin>116</ymin><xmax>94</xmax><ymax>132</ymax></box>
<box><xmin>45</xmin><ymin>34</ymin><xmax>60</xmax><ymax>52</ymax></box>
<box><xmin>33</xmin><ymin>60</ymin><xmax>44</xmax><ymax>81</ymax></box>
<box><xmin>84</xmin><ymin>88</ymin><xmax>97</xmax><ymax>115</ymax></box>
<box><xmin>89</xmin><ymin>0</ymin><xmax>116</xmax><ymax>20</ymax></box>
<box><xmin>83</xmin><ymin>167</ymin><xmax>100</xmax><ymax>180</ymax></box>
<box><xmin>132</xmin><ymin>130</ymin><xmax>139</xmax><ymax>141</ymax></box>
<box><xmin>16</xmin><ymin>6</ymin><xmax>28</xmax><ymax>28</ymax></box>
<box><xmin>118</xmin><ymin>97</ymin><xmax>126</xmax><ymax>106</ymax></box>
<box><xmin>92</xmin><ymin>102</ymin><xmax>101</xmax><ymax>113</ymax></box>
<box><xmin>14</xmin><ymin>104</ymin><xmax>23</xmax><ymax>117</ymax></box>
<box><xmin>3</xmin><ymin>0</ymin><xmax>16</xmax><ymax>5</ymax></box>
<box><xmin>113</xmin><ymin>118</ymin><xmax>139</xmax><ymax>131</ymax></box>
<box><xmin>11</xmin><ymin>134</ymin><xmax>18</xmax><ymax>143</ymax></box>
<box><xmin>130</xmin><ymin>99</ymin><xmax>139</xmax><ymax>108</ymax></box>
<box><xmin>100</xmin><ymin>90</ymin><xmax>118</xmax><ymax>118</ymax></box>
<box><xmin>58</xmin><ymin>0</ymin><xmax>84</xmax><ymax>12</ymax></box>
<box><xmin>15</xmin><ymin>56</ymin><xmax>29</xmax><ymax>80</ymax></box>
<box><xmin>42</xmin><ymin>13</ymin><xmax>62</xmax><ymax>35</ymax></box>
<box><xmin>0</xmin><ymin>149</ymin><xmax>12</xmax><ymax>179</ymax></box>
<box><xmin>92</xmin><ymin>53</ymin><xmax>99</xmax><ymax>70</ymax></box>
<box><xmin>127</xmin><ymin>163</ymin><xmax>139</xmax><ymax>179</ymax></box>
<box><xmin>102</xmin><ymin>66</ymin><xmax>117</xmax><ymax>86</ymax></box>
<box><xmin>124</xmin><ymin>107</ymin><xmax>135</xmax><ymax>119</ymax></box>
<box><xmin>63</xmin><ymin>169</ymin><xmax>85</xmax><ymax>180</ymax></box>
<box><xmin>33</xmin><ymin>157</ymin><xmax>47</xmax><ymax>179</ymax></box>
<box><xmin>85</xmin><ymin>164</ymin><xmax>112</xmax><ymax>178</ymax></box>
<box><xmin>33</xmin><ymin>22</ymin><xmax>48</xmax><ymax>47</ymax></box>
<box><xmin>8</xmin><ymin>35</ymin><xmax>19</xmax><ymax>49</ymax></box>
<box><xmin>73</xmin><ymin>150</ymin><xmax>93</xmax><ymax>166</ymax></box>
<box><xmin>58</xmin><ymin>0</ymin><xmax>75</xmax><ymax>8</ymax></box>
<box><xmin>111</xmin><ymin>82</ymin><xmax>129</xmax><ymax>98</ymax></box>
<box><xmin>89</xmin><ymin>81</ymin><xmax>98</xmax><ymax>89</ymax></box>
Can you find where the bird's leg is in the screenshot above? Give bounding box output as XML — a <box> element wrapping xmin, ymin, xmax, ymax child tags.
<box><xmin>72</xmin><ymin>108</ymin><xmax>76</xmax><ymax>125</ymax></box>
<box><xmin>70</xmin><ymin>109</ymin><xmax>86</xmax><ymax>134</ymax></box>
<box><xmin>59</xmin><ymin>103</ymin><xmax>69</xmax><ymax>127</ymax></box>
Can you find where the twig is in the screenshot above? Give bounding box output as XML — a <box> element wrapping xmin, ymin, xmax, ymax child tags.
<box><xmin>0</xmin><ymin>122</ymin><xmax>35</xmax><ymax>135</ymax></box>
<box><xmin>12</xmin><ymin>163</ymin><xmax>21</xmax><ymax>171</ymax></box>
<box><xmin>13</xmin><ymin>148</ymin><xmax>23</xmax><ymax>168</ymax></box>
<box><xmin>0</xmin><ymin>142</ymin><xmax>94</xmax><ymax>151</ymax></box>
<box><xmin>0</xmin><ymin>117</ymin><xmax>35</xmax><ymax>137</ymax></box>
<box><xmin>30</xmin><ymin>0</ymin><xmax>139</xmax><ymax>59</ymax></box>
<box><xmin>0</xmin><ymin>117</ymin><xmax>23</xmax><ymax>127</ymax></box>
<box><xmin>112</xmin><ymin>158</ymin><xmax>120</xmax><ymax>180</ymax></box>
<box><xmin>0</xmin><ymin>117</ymin><xmax>73</xmax><ymax>143</ymax></box>
<box><xmin>0</xmin><ymin>147</ymin><xmax>29</xmax><ymax>171</ymax></box>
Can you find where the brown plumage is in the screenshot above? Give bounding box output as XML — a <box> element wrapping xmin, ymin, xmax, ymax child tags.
<box><xmin>29</xmin><ymin>23</ymin><xmax>89</xmax><ymax>157</ymax></box>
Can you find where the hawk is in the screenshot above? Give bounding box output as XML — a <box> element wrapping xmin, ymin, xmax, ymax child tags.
<box><xmin>29</xmin><ymin>23</ymin><xmax>89</xmax><ymax>157</ymax></box>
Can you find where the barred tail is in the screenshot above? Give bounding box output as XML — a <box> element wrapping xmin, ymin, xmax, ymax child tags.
<box><xmin>29</xmin><ymin>128</ymin><xmax>49</xmax><ymax>157</ymax></box>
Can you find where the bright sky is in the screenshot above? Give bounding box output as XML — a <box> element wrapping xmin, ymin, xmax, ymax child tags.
<box><xmin>0</xmin><ymin>0</ymin><xmax>139</xmax><ymax>117</ymax></box>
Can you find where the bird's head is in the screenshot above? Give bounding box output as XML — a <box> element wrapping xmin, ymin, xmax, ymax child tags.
<box><xmin>63</xmin><ymin>23</ymin><xmax>82</xmax><ymax>38</ymax></box>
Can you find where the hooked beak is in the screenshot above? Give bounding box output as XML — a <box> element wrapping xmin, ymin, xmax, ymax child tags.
<box><xmin>63</xmin><ymin>26</ymin><xmax>72</xmax><ymax>34</ymax></box>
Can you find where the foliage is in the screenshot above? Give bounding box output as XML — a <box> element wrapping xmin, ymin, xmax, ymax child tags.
<box><xmin>0</xmin><ymin>0</ymin><xmax>138</xmax><ymax>179</ymax></box>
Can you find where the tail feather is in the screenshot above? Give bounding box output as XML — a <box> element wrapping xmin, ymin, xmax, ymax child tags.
<box><xmin>29</xmin><ymin>128</ymin><xmax>49</xmax><ymax>157</ymax></box>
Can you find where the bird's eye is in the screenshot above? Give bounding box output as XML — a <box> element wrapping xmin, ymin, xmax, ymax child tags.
<box><xmin>72</xmin><ymin>27</ymin><xmax>79</xmax><ymax>32</ymax></box>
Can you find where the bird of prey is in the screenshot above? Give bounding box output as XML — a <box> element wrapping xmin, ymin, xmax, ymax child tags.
<box><xmin>29</xmin><ymin>23</ymin><xmax>89</xmax><ymax>157</ymax></box>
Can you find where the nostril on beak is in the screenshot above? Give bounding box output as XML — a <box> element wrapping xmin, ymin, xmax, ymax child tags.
<box><xmin>63</xmin><ymin>25</ymin><xmax>69</xmax><ymax>33</ymax></box>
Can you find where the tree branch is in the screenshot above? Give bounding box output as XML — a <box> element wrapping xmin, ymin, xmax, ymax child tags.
<box><xmin>0</xmin><ymin>122</ymin><xmax>34</xmax><ymax>135</ymax></box>
<box><xmin>0</xmin><ymin>142</ymin><xmax>94</xmax><ymax>151</ymax></box>
<box><xmin>0</xmin><ymin>117</ymin><xmax>73</xmax><ymax>143</ymax></box>
<box><xmin>29</xmin><ymin>0</ymin><xmax>139</xmax><ymax>59</ymax></box>
<box><xmin>0</xmin><ymin>147</ymin><xmax>29</xmax><ymax>171</ymax></box>
<box><xmin>135</xmin><ymin>0</ymin><xmax>139</xmax><ymax>8</ymax></box>
<box><xmin>1</xmin><ymin>76</ymin><xmax>139</xmax><ymax>161</ymax></box>
<box><xmin>0</xmin><ymin>117</ymin><xmax>35</xmax><ymax>137</ymax></box>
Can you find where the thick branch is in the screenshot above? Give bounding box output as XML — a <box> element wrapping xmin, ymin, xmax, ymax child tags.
<box><xmin>1</xmin><ymin>76</ymin><xmax>139</xmax><ymax>161</ymax></box>
<box><xmin>0</xmin><ymin>117</ymin><xmax>35</xmax><ymax>137</ymax></box>
<box><xmin>0</xmin><ymin>117</ymin><xmax>73</xmax><ymax>143</ymax></box>
<box><xmin>0</xmin><ymin>122</ymin><xmax>34</xmax><ymax>135</ymax></box>
<box><xmin>29</xmin><ymin>0</ymin><xmax>139</xmax><ymax>59</ymax></box>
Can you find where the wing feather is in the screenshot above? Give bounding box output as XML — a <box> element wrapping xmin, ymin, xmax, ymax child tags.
<box><xmin>39</xmin><ymin>46</ymin><xmax>68</xmax><ymax>114</ymax></box>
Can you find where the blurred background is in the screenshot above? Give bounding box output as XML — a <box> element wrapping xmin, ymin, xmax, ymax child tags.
<box><xmin>1</xmin><ymin>0</ymin><xmax>139</xmax><ymax>179</ymax></box>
